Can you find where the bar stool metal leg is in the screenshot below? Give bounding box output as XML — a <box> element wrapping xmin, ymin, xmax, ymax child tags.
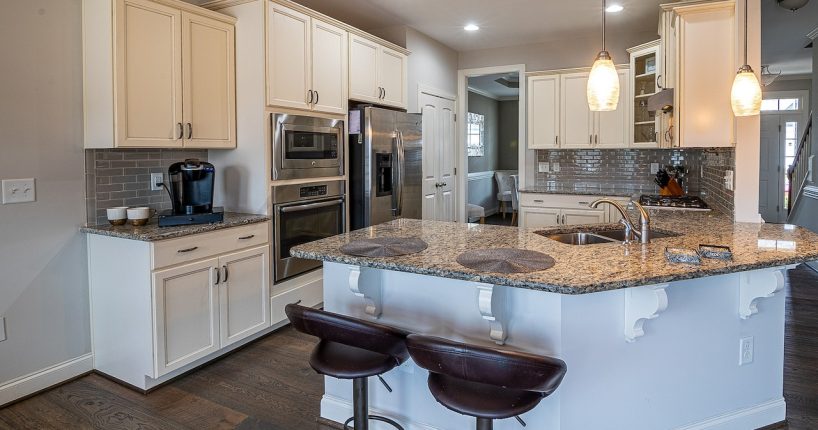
<box><xmin>476</xmin><ymin>417</ymin><xmax>493</xmax><ymax>430</ymax></box>
<box><xmin>343</xmin><ymin>377</ymin><xmax>405</xmax><ymax>430</ymax></box>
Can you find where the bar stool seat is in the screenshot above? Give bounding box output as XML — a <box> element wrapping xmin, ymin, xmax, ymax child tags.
<box><xmin>310</xmin><ymin>341</ymin><xmax>399</xmax><ymax>379</ymax></box>
<box><xmin>407</xmin><ymin>334</ymin><xmax>567</xmax><ymax>430</ymax></box>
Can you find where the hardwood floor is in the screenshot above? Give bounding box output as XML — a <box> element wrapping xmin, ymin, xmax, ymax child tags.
<box><xmin>1</xmin><ymin>265</ymin><xmax>817</xmax><ymax>429</ymax></box>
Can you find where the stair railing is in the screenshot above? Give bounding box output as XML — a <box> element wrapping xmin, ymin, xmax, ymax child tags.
<box><xmin>788</xmin><ymin>112</ymin><xmax>813</xmax><ymax>214</ymax></box>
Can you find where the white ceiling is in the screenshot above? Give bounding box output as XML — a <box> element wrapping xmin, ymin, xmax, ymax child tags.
<box><xmin>468</xmin><ymin>73</ymin><xmax>520</xmax><ymax>99</ymax></box>
<box><xmin>762</xmin><ymin>0</ymin><xmax>817</xmax><ymax>75</ymax></box>
<box><xmin>286</xmin><ymin>0</ymin><xmax>664</xmax><ymax>52</ymax></box>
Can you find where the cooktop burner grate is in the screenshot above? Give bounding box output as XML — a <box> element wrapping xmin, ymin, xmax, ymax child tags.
<box><xmin>639</xmin><ymin>195</ymin><xmax>710</xmax><ymax>210</ymax></box>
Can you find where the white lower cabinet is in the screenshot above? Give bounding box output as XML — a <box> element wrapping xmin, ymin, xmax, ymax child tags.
<box><xmin>88</xmin><ymin>222</ymin><xmax>274</xmax><ymax>390</ymax></box>
<box><xmin>519</xmin><ymin>193</ymin><xmax>612</xmax><ymax>229</ymax></box>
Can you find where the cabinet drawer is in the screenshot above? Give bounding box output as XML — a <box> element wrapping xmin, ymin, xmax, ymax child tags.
<box><xmin>271</xmin><ymin>277</ymin><xmax>323</xmax><ymax>326</ymax></box>
<box><xmin>152</xmin><ymin>222</ymin><xmax>269</xmax><ymax>270</ymax></box>
<box><xmin>520</xmin><ymin>193</ymin><xmax>599</xmax><ymax>210</ymax></box>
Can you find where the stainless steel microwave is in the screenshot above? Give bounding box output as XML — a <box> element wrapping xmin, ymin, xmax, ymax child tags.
<box><xmin>271</xmin><ymin>113</ymin><xmax>344</xmax><ymax>180</ymax></box>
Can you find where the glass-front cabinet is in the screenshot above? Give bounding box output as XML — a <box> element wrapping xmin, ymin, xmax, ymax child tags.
<box><xmin>627</xmin><ymin>39</ymin><xmax>662</xmax><ymax>148</ymax></box>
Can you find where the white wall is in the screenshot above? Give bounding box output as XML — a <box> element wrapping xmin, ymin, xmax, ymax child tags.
<box><xmin>458</xmin><ymin>31</ymin><xmax>658</xmax><ymax>72</ymax></box>
<box><xmin>0</xmin><ymin>0</ymin><xmax>91</xmax><ymax>397</ymax></box>
<box><xmin>405</xmin><ymin>27</ymin><xmax>459</xmax><ymax>111</ymax></box>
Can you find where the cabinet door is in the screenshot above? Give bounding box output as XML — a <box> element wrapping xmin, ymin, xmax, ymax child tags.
<box><xmin>152</xmin><ymin>259</ymin><xmax>220</xmax><ymax>377</ymax></box>
<box><xmin>520</xmin><ymin>207</ymin><xmax>561</xmax><ymax>229</ymax></box>
<box><xmin>527</xmin><ymin>75</ymin><xmax>560</xmax><ymax>149</ymax></box>
<box><xmin>311</xmin><ymin>19</ymin><xmax>348</xmax><ymax>115</ymax></box>
<box><xmin>676</xmin><ymin>3</ymin><xmax>735</xmax><ymax>148</ymax></box>
<box><xmin>596</xmin><ymin>69</ymin><xmax>630</xmax><ymax>148</ymax></box>
<box><xmin>379</xmin><ymin>46</ymin><xmax>407</xmax><ymax>108</ymax></box>
<box><xmin>348</xmin><ymin>34</ymin><xmax>380</xmax><ymax>103</ymax></box>
<box><xmin>115</xmin><ymin>0</ymin><xmax>183</xmax><ymax>148</ymax></box>
<box><xmin>181</xmin><ymin>12</ymin><xmax>236</xmax><ymax>149</ymax></box>
<box><xmin>562</xmin><ymin>208</ymin><xmax>607</xmax><ymax>225</ymax></box>
<box><xmin>219</xmin><ymin>246</ymin><xmax>270</xmax><ymax>348</ymax></box>
<box><xmin>266</xmin><ymin>2</ymin><xmax>311</xmax><ymax>110</ymax></box>
<box><xmin>560</xmin><ymin>73</ymin><xmax>594</xmax><ymax>148</ymax></box>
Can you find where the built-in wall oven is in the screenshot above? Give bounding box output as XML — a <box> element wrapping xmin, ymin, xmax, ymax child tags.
<box><xmin>272</xmin><ymin>180</ymin><xmax>345</xmax><ymax>283</ymax></box>
<box><xmin>272</xmin><ymin>113</ymin><xmax>344</xmax><ymax>180</ymax></box>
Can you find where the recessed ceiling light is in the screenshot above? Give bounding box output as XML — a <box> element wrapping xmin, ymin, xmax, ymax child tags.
<box><xmin>606</xmin><ymin>4</ymin><xmax>624</xmax><ymax>12</ymax></box>
<box><xmin>464</xmin><ymin>24</ymin><xmax>480</xmax><ymax>32</ymax></box>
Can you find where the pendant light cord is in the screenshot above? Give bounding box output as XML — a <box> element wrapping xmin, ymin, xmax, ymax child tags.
<box><xmin>743</xmin><ymin>0</ymin><xmax>748</xmax><ymax>64</ymax></box>
<box><xmin>602</xmin><ymin>0</ymin><xmax>607</xmax><ymax>51</ymax></box>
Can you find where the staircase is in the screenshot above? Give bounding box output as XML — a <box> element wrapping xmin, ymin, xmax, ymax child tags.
<box><xmin>787</xmin><ymin>112</ymin><xmax>813</xmax><ymax>220</ymax></box>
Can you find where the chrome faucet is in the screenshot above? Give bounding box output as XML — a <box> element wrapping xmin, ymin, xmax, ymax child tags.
<box><xmin>590</xmin><ymin>198</ymin><xmax>651</xmax><ymax>244</ymax></box>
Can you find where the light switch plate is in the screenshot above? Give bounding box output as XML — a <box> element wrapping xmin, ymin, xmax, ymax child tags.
<box><xmin>538</xmin><ymin>162</ymin><xmax>550</xmax><ymax>173</ymax></box>
<box><xmin>2</xmin><ymin>178</ymin><xmax>36</xmax><ymax>204</ymax></box>
<box><xmin>650</xmin><ymin>163</ymin><xmax>660</xmax><ymax>174</ymax></box>
<box><xmin>0</xmin><ymin>317</ymin><xmax>6</xmax><ymax>342</ymax></box>
<box><xmin>724</xmin><ymin>170</ymin><xmax>735</xmax><ymax>191</ymax></box>
<box><xmin>552</xmin><ymin>162</ymin><xmax>560</xmax><ymax>173</ymax></box>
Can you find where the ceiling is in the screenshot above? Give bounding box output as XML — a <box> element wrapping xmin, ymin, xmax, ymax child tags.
<box><xmin>285</xmin><ymin>0</ymin><xmax>664</xmax><ymax>52</ymax></box>
<box><xmin>468</xmin><ymin>73</ymin><xmax>520</xmax><ymax>99</ymax></box>
<box><xmin>762</xmin><ymin>0</ymin><xmax>817</xmax><ymax>75</ymax></box>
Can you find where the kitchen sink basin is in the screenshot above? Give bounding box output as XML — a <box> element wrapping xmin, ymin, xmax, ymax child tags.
<box><xmin>593</xmin><ymin>229</ymin><xmax>679</xmax><ymax>241</ymax></box>
<box><xmin>544</xmin><ymin>232</ymin><xmax>617</xmax><ymax>245</ymax></box>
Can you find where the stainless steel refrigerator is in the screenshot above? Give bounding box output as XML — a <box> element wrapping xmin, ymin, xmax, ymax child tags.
<box><xmin>349</xmin><ymin>106</ymin><xmax>422</xmax><ymax>230</ymax></box>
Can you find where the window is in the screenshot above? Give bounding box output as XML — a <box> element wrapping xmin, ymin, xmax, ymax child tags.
<box><xmin>783</xmin><ymin>121</ymin><xmax>798</xmax><ymax>209</ymax></box>
<box><xmin>761</xmin><ymin>98</ymin><xmax>801</xmax><ymax>112</ymax></box>
<box><xmin>467</xmin><ymin>112</ymin><xmax>485</xmax><ymax>157</ymax></box>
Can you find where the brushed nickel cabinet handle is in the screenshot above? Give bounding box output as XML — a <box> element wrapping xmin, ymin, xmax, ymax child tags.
<box><xmin>186</xmin><ymin>123</ymin><xmax>192</xmax><ymax>139</ymax></box>
<box><xmin>314</xmin><ymin>91</ymin><xmax>319</xmax><ymax>104</ymax></box>
<box><xmin>177</xmin><ymin>123</ymin><xmax>184</xmax><ymax>140</ymax></box>
<box><xmin>214</xmin><ymin>266</ymin><xmax>221</xmax><ymax>285</ymax></box>
<box><xmin>177</xmin><ymin>246</ymin><xmax>198</xmax><ymax>253</ymax></box>
<box><xmin>238</xmin><ymin>234</ymin><xmax>255</xmax><ymax>240</ymax></box>
<box><xmin>222</xmin><ymin>265</ymin><xmax>229</xmax><ymax>283</ymax></box>
<box><xmin>556</xmin><ymin>213</ymin><xmax>560</xmax><ymax>224</ymax></box>
<box><xmin>307</xmin><ymin>90</ymin><xmax>314</xmax><ymax>104</ymax></box>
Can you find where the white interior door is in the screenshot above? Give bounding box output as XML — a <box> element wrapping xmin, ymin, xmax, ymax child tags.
<box><xmin>419</xmin><ymin>91</ymin><xmax>456</xmax><ymax>221</ymax></box>
<box><xmin>759</xmin><ymin>115</ymin><xmax>783</xmax><ymax>223</ymax></box>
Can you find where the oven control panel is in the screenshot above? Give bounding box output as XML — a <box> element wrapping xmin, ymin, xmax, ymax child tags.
<box><xmin>300</xmin><ymin>185</ymin><xmax>328</xmax><ymax>198</ymax></box>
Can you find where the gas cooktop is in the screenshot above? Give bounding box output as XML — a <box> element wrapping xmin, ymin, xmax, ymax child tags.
<box><xmin>639</xmin><ymin>195</ymin><xmax>711</xmax><ymax>211</ymax></box>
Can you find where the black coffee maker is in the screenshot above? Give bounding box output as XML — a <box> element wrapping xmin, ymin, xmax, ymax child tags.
<box><xmin>158</xmin><ymin>159</ymin><xmax>224</xmax><ymax>227</ymax></box>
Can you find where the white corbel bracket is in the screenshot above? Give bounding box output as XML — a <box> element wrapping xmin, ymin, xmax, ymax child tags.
<box><xmin>738</xmin><ymin>268</ymin><xmax>791</xmax><ymax>319</ymax></box>
<box><xmin>476</xmin><ymin>283</ymin><xmax>508</xmax><ymax>345</ymax></box>
<box><xmin>348</xmin><ymin>266</ymin><xmax>382</xmax><ymax>318</ymax></box>
<box><xmin>624</xmin><ymin>284</ymin><xmax>669</xmax><ymax>342</ymax></box>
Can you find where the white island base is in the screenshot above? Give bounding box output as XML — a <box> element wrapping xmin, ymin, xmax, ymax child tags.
<box><xmin>318</xmin><ymin>262</ymin><xmax>791</xmax><ymax>430</ymax></box>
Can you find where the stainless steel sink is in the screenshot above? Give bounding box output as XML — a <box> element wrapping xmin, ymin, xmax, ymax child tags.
<box><xmin>593</xmin><ymin>229</ymin><xmax>678</xmax><ymax>241</ymax></box>
<box><xmin>544</xmin><ymin>232</ymin><xmax>617</xmax><ymax>245</ymax></box>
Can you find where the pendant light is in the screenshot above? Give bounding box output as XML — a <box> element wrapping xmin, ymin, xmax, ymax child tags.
<box><xmin>587</xmin><ymin>0</ymin><xmax>620</xmax><ymax>111</ymax></box>
<box><xmin>730</xmin><ymin>0</ymin><xmax>762</xmax><ymax>116</ymax></box>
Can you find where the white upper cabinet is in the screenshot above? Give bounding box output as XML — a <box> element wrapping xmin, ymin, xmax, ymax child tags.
<box><xmin>628</xmin><ymin>40</ymin><xmax>663</xmax><ymax>148</ymax></box>
<box><xmin>182</xmin><ymin>11</ymin><xmax>236</xmax><ymax>148</ymax></box>
<box><xmin>560</xmin><ymin>72</ymin><xmax>595</xmax><ymax>149</ymax></box>
<box><xmin>266</xmin><ymin>1</ymin><xmax>348</xmax><ymax>114</ymax></box>
<box><xmin>311</xmin><ymin>20</ymin><xmax>349</xmax><ymax>115</ymax></box>
<box><xmin>84</xmin><ymin>0</ymin><xmax>236</xmax><ymax>149</ymax></box>
<box><xmin>348</xmin><ymin>34</ymin><xmax>408</xmax><ymax>109</ymax></box>
<box><xmin>672</xmin><ymin>0</ymin><xmax>736</xmax><ymax>148</ymax></box>
<box><xmin>527</xmin><ymin>75</ymin><xmax>560</xmax><ymax>149</ymax></box>
<box><xmin>266</xmin><ymin>2</ymin><xmax>312</xmax><ymax>111</ymax></box>
<box><xmin>596</xmin><ymin>69</ymin><xmax>630</xmax><ymax>148</ymax></box>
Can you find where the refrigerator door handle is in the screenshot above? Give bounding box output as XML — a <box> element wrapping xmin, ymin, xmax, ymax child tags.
<box><xmin>396</xmin><ymin>130</ymin><xmax>405</xmax><ymax>217</ymax></box>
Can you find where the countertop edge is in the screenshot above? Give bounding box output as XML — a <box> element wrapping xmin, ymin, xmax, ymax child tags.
<box><xmin>81</xmin><ymin>214</ymin><xmax>271</xmax><ymax>242</ymax></box>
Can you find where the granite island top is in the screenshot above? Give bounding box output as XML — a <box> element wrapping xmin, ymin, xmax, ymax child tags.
<box><xmin>81</xmin><ymin>212</ymin><xmax>270</xmax><ymax>241</ymax></box>
<box><xmin>291</xmin><ymin>211</ymin><xmax>818</xmax><ymax>294</ymax></box>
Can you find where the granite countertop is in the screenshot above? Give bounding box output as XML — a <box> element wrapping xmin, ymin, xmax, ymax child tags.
<box><xmin>81</xmin><ymin>212</ymin><xmax>270</xmax><ymax>241</ymax></box>
<box><xmin>291</xmin><ymin>211</ymin><xmax>818</xmax><ymax>295</ymax></box>
<box><xmin>519</xmin><ymin>186</ymin><xmax>642</xmax><ymax>198</ymax></box>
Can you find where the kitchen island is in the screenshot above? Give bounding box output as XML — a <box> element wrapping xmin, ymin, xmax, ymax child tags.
<box><xmin>292</xmin><ymin>211</ymin><xmax>818</xmax><ymax>430</ymax></box>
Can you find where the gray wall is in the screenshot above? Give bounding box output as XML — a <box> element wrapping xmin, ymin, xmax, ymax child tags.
<box><xmin>0</xmin><ymin>0</ymin><xmax>91</xmax><ymax>386</ymax></box>
<box><xmin>466</xmin><ymin>91</ymin><xmax>499</xmax><ymax>173</ymax></box>
<box><xmin>813</xmin><ymin>42</ymin><xmax>817</xmax><ymax>165</ymax></box>
<box><xmin>498</xmin><ymin>100</ymin><xmax>519</xmax><ymax>171</ymax></box>
<box><xmin>406</xmin><ymin>28</ymin><xmax>459</xmax><ymax>113</ymax></box>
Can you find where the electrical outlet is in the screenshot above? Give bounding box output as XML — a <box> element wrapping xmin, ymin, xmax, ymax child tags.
<box><xmin>552</xmin><ymin>162</ymin><xmax>560</xmax><ymax>173</ymax></box>
<box><xmin>0</xmin><ymin>317</ymin><xmax>6</xmax><ymax>342</ymax></box>
<box><xmin>650</xmin><ymin>163</ymin><xmax>660</xmax><ymax>174</ymax></box>
<box><xmin>724</xmin><ymin>170</ymin><xmax>735</xmax><ymax>191</ymax></box>
<box><xmin>538</xmin><ymin>162</ymin><xmax>550</xmax><ymax>173</ymax></box>
<box><xmin>2</xmin><ymin>178</ymin><xmax>36</xmax><ymax>204</ymax></box>
<box><xmin>739</xmin><ymin>336</ymin><xmax>754</xmax><ymax>366</ymax></box>
<box><xmin>150</xmin><ymin>173</ymin><xmax>164</xmax><ymax>191</ymax></box>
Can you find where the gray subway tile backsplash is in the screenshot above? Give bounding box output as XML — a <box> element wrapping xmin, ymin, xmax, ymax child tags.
<box><xmin>84</xmin><ymin>149</ymin><xmax>208</xmax><ymax>226</ymax></box>
<box><xmin>534</xmin><ymin>148</ymin><xmax>736</xmax><ymax>216</ymax></box>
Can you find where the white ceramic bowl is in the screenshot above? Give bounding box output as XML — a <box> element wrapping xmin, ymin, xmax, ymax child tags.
<box><xmin>127</xmin><ymin>207</ymin><xmax>152</xmax><ymax>226</ymax></box>
<box><xmin>106</xmin><ymin>207</ymin><xmax>129</xmax><ymax>226</ymax></box>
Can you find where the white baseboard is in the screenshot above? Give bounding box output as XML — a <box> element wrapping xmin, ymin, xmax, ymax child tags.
<box><xmin>0</xmin><ymin>353</ymin><xmax>93</xmax><ymax>407</ymax></box>
<box><xmin>322</xmin><ymin>394</ymin><xmax>442</xmax><ymax>430</ymax></box>
<box><xmin>674</xmin><ymin>398</ymin><xmax>786</xmax><ymax>430</ymax></box>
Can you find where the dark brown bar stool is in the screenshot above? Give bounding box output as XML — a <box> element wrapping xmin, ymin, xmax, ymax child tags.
<box><xmin>406</xmin><ymin>334</ymin><xmax>567</xmax><ymax>430</ymax></box>
<box><xmin>285</xmin><ymin>304</ymin><xmax>409</xmax><ymax>430</ymax></box>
